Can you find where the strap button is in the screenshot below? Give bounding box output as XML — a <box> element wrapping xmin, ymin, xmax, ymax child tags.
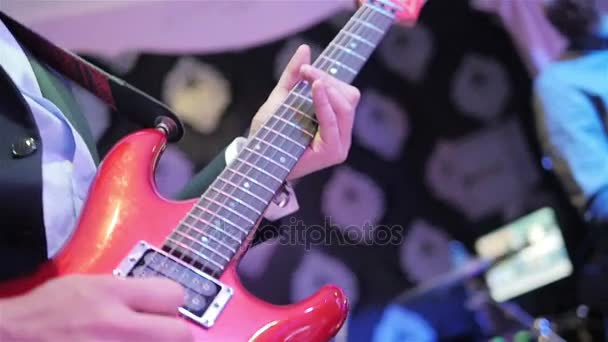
<box><xmin>11</xmin><ymin>137</ymin><xmax>38</xmax><ymax>158</ymax></box>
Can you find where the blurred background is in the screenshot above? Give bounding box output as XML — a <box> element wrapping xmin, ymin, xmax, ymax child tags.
<box><xmin>5</xmin><ymin>0</ymin><xmax>608</xmax><ymax>340</ymax></box>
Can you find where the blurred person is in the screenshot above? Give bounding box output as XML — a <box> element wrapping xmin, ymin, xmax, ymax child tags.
<box><xmin>532</xmin><ymin>0</ymin><xmax>608</xmax><ymax>314</ymax></box>
<box><xmin>0</xmin><ymin>9</ymin><xmax>360</xmax><ymax>342</ymax></box>
<box><xmin>533</xmin><ymin>0</ymin><xmax>608</xmax><ymax>230</ymax></box>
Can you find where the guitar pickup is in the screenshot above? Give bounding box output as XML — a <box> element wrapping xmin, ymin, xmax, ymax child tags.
<box><xmin>114</xmin><ymin>241</ymin><xmax>233</xmax><ymax>328</ymax></box>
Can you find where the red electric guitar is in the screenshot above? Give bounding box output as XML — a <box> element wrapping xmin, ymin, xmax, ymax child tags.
<box><xmin>0</xmin><ymin>0</ymin><xmax>423</xmax><ymax>340</ymax></box>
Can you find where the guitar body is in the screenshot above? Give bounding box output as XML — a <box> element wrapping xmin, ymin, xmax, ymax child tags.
<box><xmin>0</xmin><ymin>130</ymin><xmax>348</xmax><ymax>342</ymax></box>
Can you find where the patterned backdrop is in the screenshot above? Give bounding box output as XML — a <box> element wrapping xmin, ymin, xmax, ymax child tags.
<box><xmin>76</xmin><ymin>1</ymin><xmax>586</xmax><ymax>340</ymax></box>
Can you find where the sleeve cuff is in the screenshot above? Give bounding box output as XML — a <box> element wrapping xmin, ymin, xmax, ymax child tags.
<box><xmin>224</xmin><ymin>137</ymin><xmax>299</xmax><ymax>221</ymax></box>
<box><xmin>224</xmin><ymin>136</ymin><xmax>247</xmax><ymax>166</ymax></box>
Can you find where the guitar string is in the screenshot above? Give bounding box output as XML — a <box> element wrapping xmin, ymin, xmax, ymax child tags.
<box><xmin>191</xmin><ymin>4</ymin><xmax>394</xmax><ymax>279</ymax></box>
<box><xmin>197</xmin><ymin>5</ymin><xmax>386</xmax><ymax>277</ymax></box>
<box><xmin>176</xmin><ymin>4</ymin><xmax>388</xmax><ymax>280</ymax></box>
<box><xmin>152</xmin><ymin>3</ymin><xmax>391</xmax><ymax>287</ymax></box>
<box><xmin>168</xmin><ymin>4</ymin><xmax>385</xmax><ymax>282</ymax></box>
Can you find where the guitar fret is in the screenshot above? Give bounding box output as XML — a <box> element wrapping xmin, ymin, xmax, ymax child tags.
<box><xmin>167</xmin><ymin>236</ymin><xmax>225</xmax><ymax>270</ymax></box>
<box><xmin>222</xmin><ymin>168</ymin><xmax>275</xmax><ymax>195</ymax></box>
<box><xmin>281</xmin><ymin>103</ymin><xmax>318</xmax><ymax>123</ymax></box>
<box><xmin>180</xmin><ymin>221</ymin><xmax>237</xmax><ymax>253</ymax></box>
<box><xmin>237</xmin><ymin>157</ymin><xmax>285</xmax><ymax>184</ymax></box>
<box><xmin>290</xmin><ymin>91</ymin><xmax>312</xmax><ymax>103</ymax></box>
<box><xmin>340</xmin><ymin>30</ymin><xmax>375</xmax><ymax>47</ymax></box>
<box><xmin>262</xmin><ymin>125</ymin><xmax>308</xmax><ymax>150</ymax></box>
<box><xmin>364</xmin><ymin>3</ymin><xmax>396</xmax><ymax>20</ymax></box>
<box><xmin>352</xmin><ymin>17</ymin><xmax>384</xmax><ymax>34</ymax></box>
<box><xmin>329</xmin><ymin>41</ymin><xmax>367</xmax><ymax>61</ymax></box>
<box><xmin>267</xmin><ymin>118</ymin><xmax>314</xmax><ymax>152</ymax></box>
<box><xmin>216</xmin><ymin>177</ymin><xmax>268</xmax><ymax>206</ymax></box>
<box><xmin>172</xmin><ymin>229</ymin><xmax>231</xmax><ymax>262</ymax></box>
<box><xmin>245</xmin><ymin>146</ymin><xmax>291</xmax><ymax>173</ymax></box>
<box><xmin>210</xmin><ymin>184</ymin><xmax>263</xmax><ymax>215</ymax></box>
<box><xmin>252</xmin><ymin>137</ymin><xmax>298</xmax><ymax>162</ymax></box>
<box><xmin>195</xmin><ymin>204</ymin><xmax>249</xmax><ymax>235</ymax></box>
<box><xmin>318</xmin><ymin>55</ymin><xmax>357</xmax><ymax>75</ymax></box>
<box><xmin>274</xmin><ymin>114</ymin><xmax>315</xmax><ymax>138</ymax></box>
<box><xmin>186</xmin><ymin>212</ymin><xmax>242</xmax><ymax>242</ymax></box>
<box><xmin>202</xmin><ymin>196</ymin><xmax>255</xmax><ymax>225</ymax></box>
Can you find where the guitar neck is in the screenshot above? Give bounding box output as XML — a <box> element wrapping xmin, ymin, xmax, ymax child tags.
<box><xmin>163</xmin><ymin>2</ymin><xmax>397</xmax><ymax>277</ymax></box>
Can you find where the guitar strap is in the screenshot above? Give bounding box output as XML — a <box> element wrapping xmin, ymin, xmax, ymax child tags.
<box><xmin>0</xmin><ymin>11</ymin><xmax>184</xmax><ymax>142</ymax></box>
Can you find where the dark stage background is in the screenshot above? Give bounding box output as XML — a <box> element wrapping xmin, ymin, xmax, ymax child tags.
<box><xmin>77</xmin><ymin>1</ymin><xmax>586</xmax><ymax>340</ymax></box>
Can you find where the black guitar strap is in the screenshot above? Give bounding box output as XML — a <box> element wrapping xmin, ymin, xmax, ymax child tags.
<box><xmin>0</xmin><ymin>11</ymin><xmax>184</xmax><ymax>142</ymax></box>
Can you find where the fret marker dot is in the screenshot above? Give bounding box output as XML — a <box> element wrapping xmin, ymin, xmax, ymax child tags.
<box><xmin>244</xmin><ymin>182</ymin><xmax>250</xmax><ymax>188</ymax></box>
<box><xmin>350</xmin><ymin>42</ymin><xmax>357</xmax><ymax>49</ymax></box>
<box><xmin>279</xmin><ymin>156</ymin><xmax>286</xmax><ymax>163</ymax></box>
<box><xmin>255</xmin><ymin>144</ymin><xmax>261</xmax><ymax>150</ymax></box>
<box><xmin>330</xmin><ymin>67</ymin><xmax>338</xmax><ymax>75</ymax></box>
<box><xmin>201</xmin><ymin>236</ymin><xmax>209</xmax><ymax>243</ymax></box>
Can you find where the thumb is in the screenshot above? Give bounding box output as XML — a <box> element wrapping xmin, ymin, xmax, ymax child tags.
<box><xmin>276</xmin><ymin>44</ymin><xmax>311</xmax><ymax>91</ymax></box>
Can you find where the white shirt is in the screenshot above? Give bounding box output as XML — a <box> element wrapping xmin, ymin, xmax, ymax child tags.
<box><xmin>0</xmin><ymin>19</ymin><xmax>297</xmax><ymax>258</ymax></box>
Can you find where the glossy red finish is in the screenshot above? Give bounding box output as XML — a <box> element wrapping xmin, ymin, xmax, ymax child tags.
<box><xmin>0</xmin><ymin>129</ymin><xmax>349</xmax><ymax>341</ymax></box>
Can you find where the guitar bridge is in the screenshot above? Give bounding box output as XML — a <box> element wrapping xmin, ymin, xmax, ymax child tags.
<box><xmin>114</xmin><ymin>241</ymin><xmax>233</xmax><ymax>328</ymax></box>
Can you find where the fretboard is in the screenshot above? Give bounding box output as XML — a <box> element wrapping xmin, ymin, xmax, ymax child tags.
<box><xmin>162</xmin><ymin>1</ymin><xmax>397</xmax><ymax>277</ymax></box>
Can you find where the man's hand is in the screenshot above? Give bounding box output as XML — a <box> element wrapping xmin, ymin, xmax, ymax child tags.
<box><xmin>251</xmin><ymin>44</ymin><xmax>360</xmax><ymax>180</ymax></box>
<box><xmin>0</xmin><ymin>275</ymin><xmax>193</xmax><ymax>342</ymax></box>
